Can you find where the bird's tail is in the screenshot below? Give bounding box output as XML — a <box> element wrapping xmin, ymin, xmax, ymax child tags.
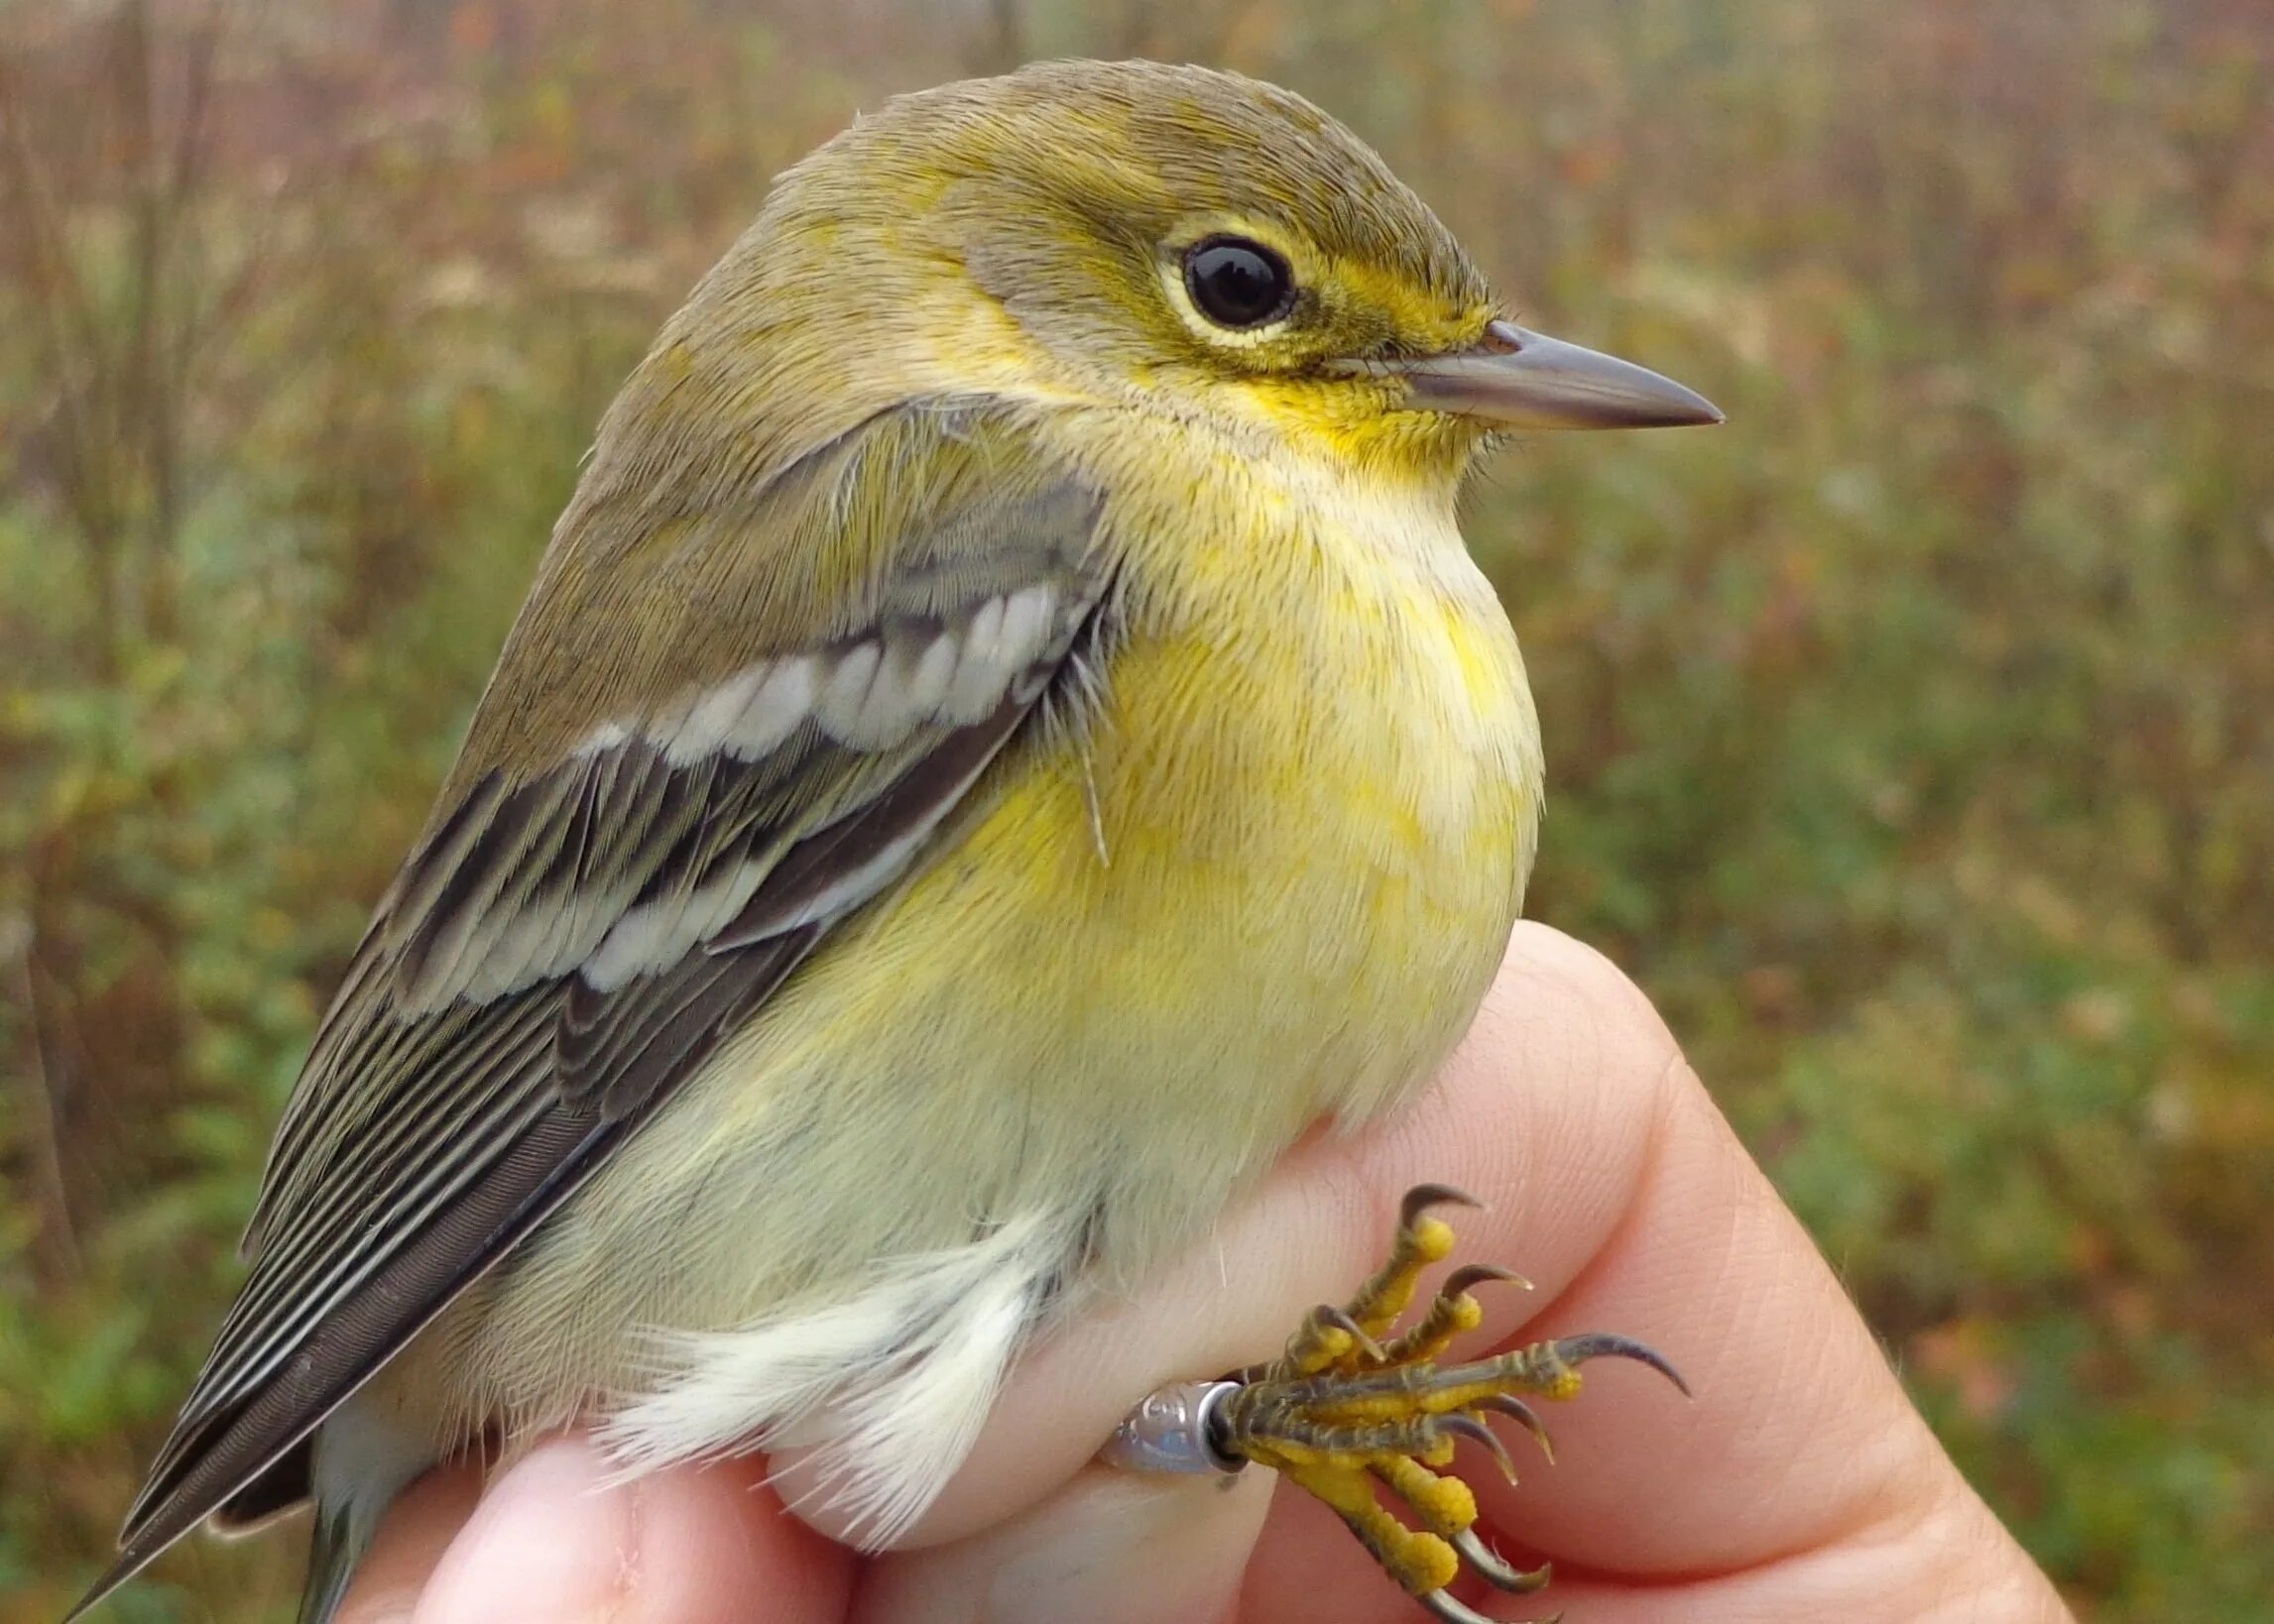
<box><xmin>293</xmin><ymin>1400</ymin><xmax>435</xmax><ymax>1624</ymax></box>
<box><xmin>296</xmin><ymin>1512</ymin><xmax>363</xmax><ymax>1624</ymax></box>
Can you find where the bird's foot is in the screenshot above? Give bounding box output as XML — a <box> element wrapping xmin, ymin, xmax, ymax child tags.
<box><xmin>1212</xmin><ymin>1185</ymin><xmax>1688</xmax><ymax>1623</ymax></box>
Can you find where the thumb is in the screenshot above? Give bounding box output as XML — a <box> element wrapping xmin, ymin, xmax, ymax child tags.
<box><xmin>341</xmin><ymin>1434</ymin><xmax>853</xmax><ymax>1624</ymax></box>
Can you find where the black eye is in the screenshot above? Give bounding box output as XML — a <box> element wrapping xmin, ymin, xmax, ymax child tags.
<box><xmin>1182</xmin><ymin>236</ymin><xmax>1296</xmax><ymax>329</ymax></box>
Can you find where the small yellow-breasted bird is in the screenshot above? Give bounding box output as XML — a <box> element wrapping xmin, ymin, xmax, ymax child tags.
<box><xmin>78</xmin><ymin>59</ymin><xmax>1719</xmax><ymax>1623</ymax></box>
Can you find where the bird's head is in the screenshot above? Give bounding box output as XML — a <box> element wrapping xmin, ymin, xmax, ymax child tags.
<box><xmin>629</xmin><ymin>59</ymin><xmax>1719</xmax><ymax>492</ymax></box>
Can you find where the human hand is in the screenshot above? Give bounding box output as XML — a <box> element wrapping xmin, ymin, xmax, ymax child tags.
<box><xmin>337</xmin><ymin>923</ymin><xmax>2072</xmax><ymax>1624</ymax></box>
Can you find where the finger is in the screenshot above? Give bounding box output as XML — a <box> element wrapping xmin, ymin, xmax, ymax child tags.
<box><xmin>1231</xmin><ymin>927</ymin><xmax>2069</xmax><ymax>1619</ymax></box>
<box><xmin>402</xmin><ymin>1434</ymin><xmax>854</xmax><ymax>1624</ymax></box>
<box><xmin>1453</xmin><ymin>1061</ymin><xmax>1951</xmax><ymax>1572</ymax></box>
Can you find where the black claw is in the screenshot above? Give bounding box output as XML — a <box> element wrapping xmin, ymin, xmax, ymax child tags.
<box><xmin>1313</xmin><ymin>1303</ymin><xmax>1388</xmax><ymax>1362</ymax></box>
<box><xmin>1549</xmin><ymin>1333</ymin><xmax>1692</xmax><ymax>1397</ymax></box>
<box><xmin>1419</xmin><ymin>1589</ymin><xmax>1497</xmax><ymax>1624</ymax></box>
<box><xmin>1480</xmin><ymin>1393</ymin><xmax>1556</xmax><ymax>1464</ymax></box>
<box><xmin>1399</xmin><ymin>1182</ymin><xmax>1483</xmax><ymax>1228</ymax></box>
<box><xmin>1443</xmin><ymin>1262</ymin><xmax>1530</xmax><ymax>1296</ymax></box>
<box><xmin>1438</xmin><ymin>1412</ymin><xmax>1518</xmax><ymax>1482</ymax></box>
<box><xmin>1453</xmin><ymin>1528</ymin><xmax>1554</xmax><ymax>1594</ymax></box>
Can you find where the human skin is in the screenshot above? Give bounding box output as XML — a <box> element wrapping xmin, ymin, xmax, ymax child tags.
<box><xmin>331</xmin><ymin>922</ymin><xmax>2074</xmax><ymax>1624</ymax></box>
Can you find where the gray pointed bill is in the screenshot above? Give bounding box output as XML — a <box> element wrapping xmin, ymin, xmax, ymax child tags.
<box><xmin>1362</xmin><ymin>317</ymin><xmax>1723</xmax><ymax>431</ymax></box>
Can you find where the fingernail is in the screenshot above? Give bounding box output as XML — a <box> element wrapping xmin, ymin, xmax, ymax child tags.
<box><xmin>865</xmin><ymin>1468</ymin><xmax>1274</xmax><ymax>1624</ymax></box>
<box><xmin>992</xmin><ymin>1475</ymin><xmax>1264</xmax><ymax>1624</ymax></box>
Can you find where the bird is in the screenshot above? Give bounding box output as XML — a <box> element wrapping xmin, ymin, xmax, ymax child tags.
<box><xmin>75</xmin><ymin>58</ymin><xmax>1719</xmax><ymax>1623</ymax></box>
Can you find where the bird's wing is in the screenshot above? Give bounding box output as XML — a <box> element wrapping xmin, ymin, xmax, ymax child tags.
<box><xmin>90</xmin><ymin>400</ymin><xmax>1112</xmax><ymax>1603</ymax></box>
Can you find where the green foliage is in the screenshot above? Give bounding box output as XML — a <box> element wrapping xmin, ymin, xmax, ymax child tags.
<box><xmin>2</xmin><ymin>2</ymin><xmax>2268</xmax><ymax>1619</ymax></box>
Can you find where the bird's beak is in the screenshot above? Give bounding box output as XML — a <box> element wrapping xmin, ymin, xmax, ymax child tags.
<box><xmin>1360</xmin><ymin>318</ymin><xmax>1723</xmax><ymax>431</ymax></box>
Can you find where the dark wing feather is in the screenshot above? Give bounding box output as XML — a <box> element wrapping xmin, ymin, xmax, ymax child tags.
<box><xmin>73</xmin><ymin>405</ymin><xmax>1111</xmax><ymax>1617</ymax></box>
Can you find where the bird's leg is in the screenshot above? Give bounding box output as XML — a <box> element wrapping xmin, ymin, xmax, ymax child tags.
<box><xmin>1211</xmin><ymin>1185</ymin><xmax>1687</xmax><ymax>1622</ymax></box>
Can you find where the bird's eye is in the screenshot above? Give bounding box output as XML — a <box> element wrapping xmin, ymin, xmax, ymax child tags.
<box><xmin>1182</xmin><ymin>237</ymin><xmax>1296</xmax><ymax>329</ymax></box>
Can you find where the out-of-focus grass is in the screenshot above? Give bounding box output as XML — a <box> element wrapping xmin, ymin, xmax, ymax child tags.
<box><xmin>3</xmin><ymin>2</ymin><xmax>2268</xmax><ymax>1619</ymax></box>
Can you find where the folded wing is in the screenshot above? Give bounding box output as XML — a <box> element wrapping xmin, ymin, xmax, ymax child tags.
<box><xmin>78</xmin><ymin>402</ymin><xmax>1112</xmax><ymax>1612</ymax></box>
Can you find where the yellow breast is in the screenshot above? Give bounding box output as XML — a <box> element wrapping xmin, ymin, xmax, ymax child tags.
<box><xmin>1043</xmin><ymin>441</ymin><xmax>1542</xmax><ymax>1127</ymax></box>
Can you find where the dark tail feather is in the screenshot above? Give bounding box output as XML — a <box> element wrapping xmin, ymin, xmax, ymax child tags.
<box><xmin>297</xmin><ymin>1509</ymin><xmax>361</xmax><ymax>1624</ymax></box>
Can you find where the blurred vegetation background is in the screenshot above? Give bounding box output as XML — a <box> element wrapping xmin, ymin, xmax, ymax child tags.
<box><xmin>2</xmin><ymin>0</ymin><xmax>2269</xmax><ymax>1617</ymax></box>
